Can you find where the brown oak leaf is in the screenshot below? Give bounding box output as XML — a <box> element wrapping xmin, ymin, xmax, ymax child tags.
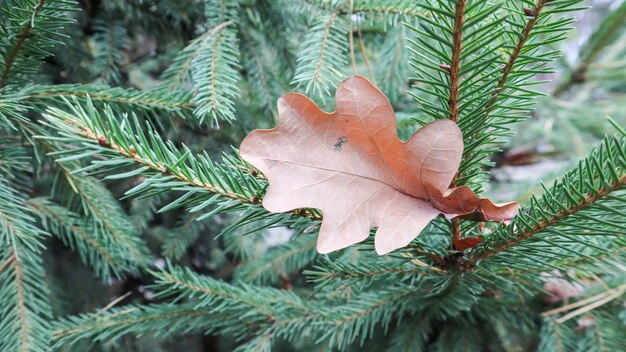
<box><xmin>240</xmin><ymin>76</ymin><xmax>518</xmax><ymax>254</ymax></box>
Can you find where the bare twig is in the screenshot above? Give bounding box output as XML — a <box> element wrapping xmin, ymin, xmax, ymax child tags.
<box><xmin>357</xmin><ymin>27</ymin><xmax>375</xmax><ymax>84</ymax></box>
<box><xmin>97</xmin><ymin>291</ymin><xmax>133</xmax><ymax>316</ymax></box>
<box><xmin>547</xmin><ymin>284</ymin><xmax>626</xmax><ymax>323</ymax></box>
<box><xmin>0</xmin><ymin>253</ymin><xmax>16</xmax><ymax>272</ymax></box>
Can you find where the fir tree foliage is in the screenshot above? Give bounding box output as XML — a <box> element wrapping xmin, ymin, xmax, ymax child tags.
<box><xmin>0</xmin><ymin>177</ymin><xmax>52</xmax><ymax>352</ymax></box>
<box><xmin>1</xmin><ymin>0</ymin><xmax>625</xmax><ymax>351</ymax></box>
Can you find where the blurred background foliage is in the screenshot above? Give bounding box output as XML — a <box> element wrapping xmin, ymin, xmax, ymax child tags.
<box><xmin>1</xmin><ymin>0</ymin><xmax>625</xmax><ymax>351</ymax></box>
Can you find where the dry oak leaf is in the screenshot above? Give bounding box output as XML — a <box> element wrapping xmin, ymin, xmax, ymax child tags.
<box><xmin>240</xmin><ymin>76</ymin><xmax>518</xmax><ymax>255</ymax></box>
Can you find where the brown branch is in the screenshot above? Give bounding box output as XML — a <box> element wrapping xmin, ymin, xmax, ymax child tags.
<box><xmin>96</xmin><ymin>291</ymin><xmax>132</xmax><ymax>315</ymax></box>
<box><xmin>14</xmin><ymin>258</ymin><xmax>29</xmax><ymax>352</ymax></box>
<box><xmin>0</xmin><ymin>253</ymin><xmax>16</xmax><ymax>272</ymax></box>
<box><xmin>492</xmin><ymin>0</ymin><xmax>548</xmax><ymax>100</ymax></box>
<box><xmin>447</xmin><ymin>0</ymin><xmax>467</xmax><ymax>248</ymax></box>
<box><xmin>348</xmin><ymin>0</ymin><xmax>357</xmax><ymax>74</ymax></box>
<box><xmin>448</xmin><ymin>0</ymin><xmax>466</xmax><ymax>123</ymax></box>
<box><xmin>470</xmin><ymin>174</ymin><xmax>626</xmax><ymax>263</ymax></box>
<box><xmin>451</xmin><ymin>218</ymin><xmax>462</xmax><ymax>244</ymax></box>
<box><xmin>0</xmin><ymin>0</ymin><xmax>46</xmax><ymax>88</ymax></box>
<box><xmin>463</xmin><ymin>0</ymin><xmax>549</xmax><ymax>162</ymax></box>
<box><xmin>357</xmin><ymin>27</ymin><xmax>376</xmax><ymax>84</ymax></box>
<box><xmin>450</xmin><ymin>0</ymin><xmax>547</xmax><ymax>248</ymax></box>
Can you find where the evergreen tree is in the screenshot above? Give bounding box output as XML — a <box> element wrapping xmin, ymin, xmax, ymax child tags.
<box><xmin>0</xmin><ymin>0</ymin><xmax>625</xmax><ymax>351</ymax></box>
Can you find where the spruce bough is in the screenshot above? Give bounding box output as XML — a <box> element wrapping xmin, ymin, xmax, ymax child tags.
<box><xmin>1</xmin><ymin>0</ymin><xmax>625</xmax><ymax>351</ymax></box>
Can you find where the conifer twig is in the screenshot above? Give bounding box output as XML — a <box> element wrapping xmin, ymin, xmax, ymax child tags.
<box><xmin>97</xmin><ymin>292</ymin><xmax>132</xmax><ymax>315</ymax></box>
<box><xmin>348</xmin><ymin>0</ymin><xmax>357</xmax><ymax>74</ymax></box>
<box><xmin>494</xmin><ymin>0</ymin><xmax>549</xmax><ymax>97</ymax></box>
<box><xmin>312</xmin><ymin>13</ymin><xmax>337</xmax><ymax>87</ymax></box>
<box><xmin>14</xmin><ymin>258</ymin><xmax>29</xmax><ymax>352</ymax></box>
<box><xmin>448</xmin><ymin>0</ymin><xmax>466</xmax><ymax>123</ymax></box>
<box><xmin>58</xmin><ymin>117</ymin><xmax>323</xmax><ymax>221</ymax></box>
<box><xmin>470</xmin><ymin>174</ymin><xmax>626</xmax><ymax>262</ymax></box>
<box><xmin>25</xmin><ymin>88</ymin><xmax>196</xmax><ymax>110</ymax></box>
<box><xmin>357</xmin><ymin>27</ymin><xmax>375</xmax><ymax>84</ymax></box>
<box><xmin>463</xmin><ymin>0</ymin><xmax>549</xmax><ymax>173</ymax></box>
<box><xmin>0</xmin><ymin>253</ymin><xmax>15</xmax><ymax>272</ymax></box>
<box><xmin>449</xmin><ymin>0</ymin><xmax>466</xmax><ymax>246</ymax></box>
<box><xmin>0</xmin><ymin>0</ymin><xmax>46</xmax><ymax>88</ymax></box>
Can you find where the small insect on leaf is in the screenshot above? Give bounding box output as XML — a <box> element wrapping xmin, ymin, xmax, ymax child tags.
<box><xmin>333</xmin><ymin>136</ymin><xmax>347</xmax><ymax>151</ymax></box>
<box><xmin>240</xmin><ymin>76</ymin><xmax>518</xmax><ymax>255</ymax></box>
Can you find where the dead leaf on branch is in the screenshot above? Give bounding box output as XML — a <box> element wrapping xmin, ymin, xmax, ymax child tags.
<box><xmin>240</xmin><ymin>76</ymin><xmax>518</xmax><ymax>255</ymax></box>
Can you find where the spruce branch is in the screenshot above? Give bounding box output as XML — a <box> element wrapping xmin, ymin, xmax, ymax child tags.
<box><xmin>374</xmin><ymin>25</ymin><xmax>409</xmax><ymax>103</ymax></box>
<box><xmin>0</xmin><ymin>178</ymin><xmax>52</xmax><ymax>352</ymax></box>
<box><xmin>305</xmin><ymin>257</ymin><xmax>435</xmax><ymax>293</ymax></box>
<box><xmin>472</xmin><ymin>173</ymin><xmax>626</xmax><ymax>263</ymax></box>
<box><xmin>7</xmin><ymin>114</ymin><xmax>152</xmax><ymax>273</ymax></box>
<box><xmin>239</xmin><ymin>21</ymin><xmax>282</xmax><ymax>118</ymax></box>
<box><xmin>156</xmin><ymin>10</ymin><xmax>240</xmax><ymax>126</ymax></box>
<box><xmin>470</xmin><ymin>134</ymin><xmax>626</xmax><ymax>264</ymax></box>
<box><xmin>292</xmin><ymin>13</ymin><xmax>348</xmax><ymax>100</ymax></box>
<box><xmin>42</xmin><ymin>103</ymin><xmax>253</xmax><ymax>202</ymax></box>
<box><xmin>410</xmin><ymin>0</ymin><xmax>583</xmax><ymax>190</ymax></box>
<box><xmin>151</xmin><ymin>263</ymin><xmax>313</xmax><ymax>318</ymax></box>
<box><xmin>448</xmin><ymin>0</ymin><xmax>466</xmax><ymax>123</ymax></box>
<box><xmin>234</xmin><ymin>234</ymin><xmax>317</xmax><ymax>285</ymax></box>
<box><xmin>495</xmin><ymin>0</ymin><xmax>549</xmax><ymax>99</ymax></box>
<box><xmin>26</xmin><ymin>197</ymin><xmax>138</xmax><ymax>280</ymax></box>
<box><xmin>39</xmin><ymin>99</ymin><xmax>324</xmax><ymax>225</ymax></box>
<box><xmin>0</xmin><ymin>91</ymin><xmax>29</xmax><ymax>129</ymax></box>
<box><xmin>159</xmin><ymin>212</ymin><xmax>213</xmax><ymax>259</ymax></box>
<box><xmin>52</xmin><ymin>304</ymin><xmax>228</xmax><ymax>347</ymax></box>
<box><xmin>0</xmin><ymin>0</ymin><xmax>77</xmax><ymax>87</ymax></box>
<box><xmin>0</xmin><ymin>0</ymin><xmax>46</xmax><ymax>88</ymax></box>
<box><xmin>158</xmin><ymin>20</ymin><xmax>235</xmax><ymax>91</ymax></box>
<box><xmin>319</xmin><ymin>287</ymin><xmax>416</xmax><ymax>349</ymax></box>
<box><xmin>89</xmin><ymin>20</ymin><xmax>130</xmax><ymax>84</ymax></box>
<box><xmin>448</xmin><ymin>0</ymin><xmax>467</xmax><ymax>246</ymax></box>
<box><xmin>23</xmin><ymin>84</ymin><xmax>195</xmax><ymax>114</ymax></box>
